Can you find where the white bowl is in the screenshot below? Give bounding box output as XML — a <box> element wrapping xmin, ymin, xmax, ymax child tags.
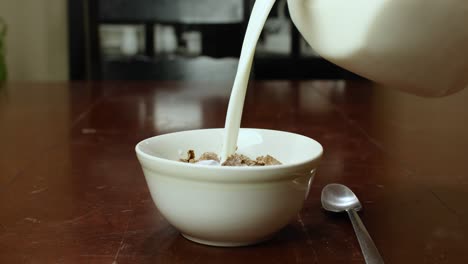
<box><xmin>135</xmin><ymin>128</ymin><xmax>323</xmax><ymax>247</ymax></box>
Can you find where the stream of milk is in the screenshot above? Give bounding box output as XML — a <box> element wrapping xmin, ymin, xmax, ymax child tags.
<box><xmin>220</xmin><ymin>0</ymin><xmax>277</xmax><ymax>162</ymax></box>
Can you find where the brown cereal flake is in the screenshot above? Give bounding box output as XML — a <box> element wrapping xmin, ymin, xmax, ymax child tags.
<box><xmin>222</xmin><ymin>153</ymin><xmax>257</xmax><ymax>166</ymax></box>
<box><xmin>179</xmin><ymin>150</ymin><xmax>196</xmax><ymax>163</ymax></box>
<box><xmin>199</xmin><ymin>152</ymin><xmax>220</xmax><ymax>162</ymax></box>
<box><xmin>256</xmin><ymin>155</ymin><xmax>282</xmax><ymax>166</ymax></box>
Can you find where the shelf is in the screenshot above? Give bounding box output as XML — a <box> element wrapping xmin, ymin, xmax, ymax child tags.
<box><xmin>253</xmin><ymin>57</ymin><xmax>364</xmax><ymax>80</ymax></box>
<box><xmin>101</xmin><ymin>56</ymin><xmax>238</xmax><ymax>80</ymax></box>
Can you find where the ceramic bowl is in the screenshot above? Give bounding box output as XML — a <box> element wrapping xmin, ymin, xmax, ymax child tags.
<box><xmin>135</xmin><ymin>128</ymin><xmax>323</xmax><ymax>247</ymax></box>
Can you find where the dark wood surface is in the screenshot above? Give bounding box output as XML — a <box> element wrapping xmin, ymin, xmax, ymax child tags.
<box><xmin>1</xmin><ymin>81</ymin><xmax>468</xmax><ymax>263</ymax></box>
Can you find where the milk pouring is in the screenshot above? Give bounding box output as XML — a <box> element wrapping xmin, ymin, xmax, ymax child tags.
<box><xmin>221</xmin><ymin>0</ymin><xmax>468</xmax><ymax>160</ymax></box>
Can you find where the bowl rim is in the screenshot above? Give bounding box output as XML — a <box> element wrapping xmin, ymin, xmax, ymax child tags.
<box><xmin>135</xmin><ymin>128</ymin><xmax>323</xmax><ymax>182</ymax></box>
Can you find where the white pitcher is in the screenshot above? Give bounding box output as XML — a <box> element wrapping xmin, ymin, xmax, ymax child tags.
<box><xmin>288</xmin><ymin>0</ymin><xmax>468</xmax><ymax>97</ymax></box>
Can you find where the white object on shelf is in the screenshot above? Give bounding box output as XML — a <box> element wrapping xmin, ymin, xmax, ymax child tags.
<box><xmin>121</xmin><ymin>26</ymin><xmax>139</xmax><ymax>56</ymax></box>
<box><xmin>182</xmin><ymin>31</ymin><xmax>202</xmax><ymax>55</ymax></box>
<box><xmin>155</xmin><ymin>25</ymin><xmax>178</xmax><ymax>54</ymax></box>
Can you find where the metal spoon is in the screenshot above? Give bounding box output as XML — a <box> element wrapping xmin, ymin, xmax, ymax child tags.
<box><xmin>321</xmin><ymin>183</ymin><xmax>384</xmax><ymax>264</ymax></box>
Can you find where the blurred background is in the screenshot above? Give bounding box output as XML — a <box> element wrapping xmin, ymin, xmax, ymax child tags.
<box><xmin>0</xmin><ymin>0</ymin><xmax>360</xmax><ymax>81</ymax></box>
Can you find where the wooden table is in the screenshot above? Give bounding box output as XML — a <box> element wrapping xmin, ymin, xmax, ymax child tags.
<box><xmin>1</xmin><ymin>81</ymin><xmax>467</xmax><ymax>263</ymax></box>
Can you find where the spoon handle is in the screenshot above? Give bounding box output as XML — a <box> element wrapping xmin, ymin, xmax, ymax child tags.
<box><xmin>347</xmin><ymin>209</ymin><xmax>384</xmax><ymax>264</ymax></box>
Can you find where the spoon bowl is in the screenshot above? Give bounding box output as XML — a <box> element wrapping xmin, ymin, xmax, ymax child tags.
<box><xmin>321</xmin><ymin>183</ymin><xmax>362</xmax><ymax>212</ymax></box>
